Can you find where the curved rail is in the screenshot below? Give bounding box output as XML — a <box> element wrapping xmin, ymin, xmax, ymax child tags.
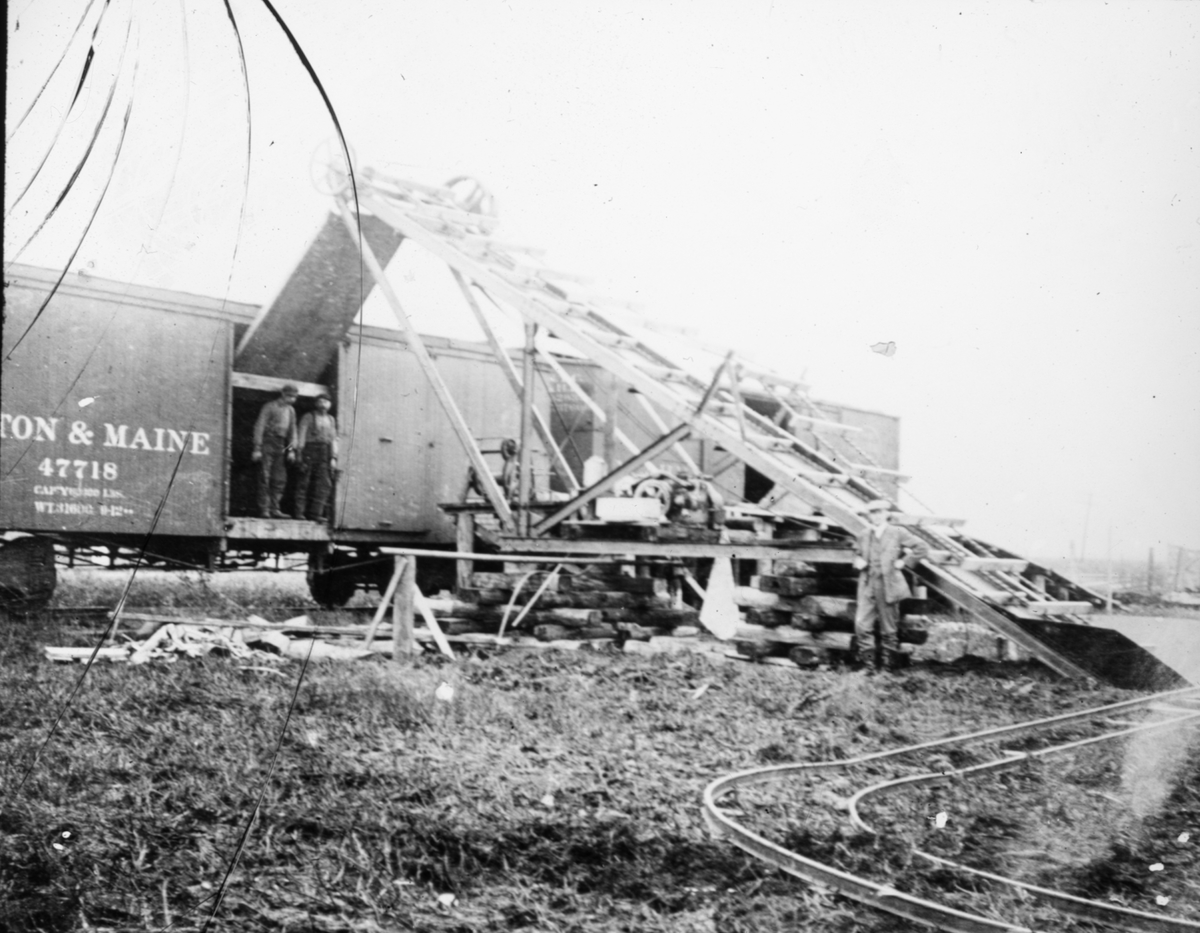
<box><xmin>703</xmin><ymin>686</ymin><xmax>1200</xmax><ymax>933</ymax></box>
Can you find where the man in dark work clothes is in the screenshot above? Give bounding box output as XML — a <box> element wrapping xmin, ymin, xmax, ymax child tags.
<box><xmin>852</xmin><ymin>499</ymin><xmax>929</xmax><ymax>672</ymax></box>
<box><xmin>252</xmin><ymin>385</ymin><xmax>298</xmax><ymax>518</ymax></box>
<box><xmin>293</xmin><ymin>392</ymin><xmax>339</xmax><ymax>522</ymax></box>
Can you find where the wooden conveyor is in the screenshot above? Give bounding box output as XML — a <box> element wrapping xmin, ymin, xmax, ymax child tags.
<box><xmin>313</xmin><ymin>165</ymin><xmax>1185</xmax><ymax>688</ymax></box>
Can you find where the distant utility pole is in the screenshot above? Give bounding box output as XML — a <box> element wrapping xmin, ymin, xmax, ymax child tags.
<box><xmin>1105</xmin><ymin>524</ymin><xmax>1113</xmax><ymax>614</ymax></box>
<box><xmin>1080</xmin><ymin>494</ymin><xmax>1092</xmax><ymax>564</ymax></box>
<box><xmin>1148</xmin><ymin>547</ymin><xmax>1155</xmax><ymax>594</ymax></box>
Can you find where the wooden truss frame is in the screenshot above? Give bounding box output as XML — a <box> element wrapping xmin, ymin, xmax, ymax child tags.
<box><xmin>318</xmin><ymin>166</ymin><xmax>1145</xmax><ymax>683</ymax></box>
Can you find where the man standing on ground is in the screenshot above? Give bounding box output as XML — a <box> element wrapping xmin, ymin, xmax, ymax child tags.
<box><xmin>294</xmin><ymin>392</ymin><xmax>338</xmax><ymax>522</ymax></box>
<box><xmin>252</xmin><ymin>384</ymin><xmax>298</xmax><ymax>518</ymax></box>
<box><xmin>852</xmin><ymin>499</ymin><xmax>929</xmax><ymax>671</ymax></box>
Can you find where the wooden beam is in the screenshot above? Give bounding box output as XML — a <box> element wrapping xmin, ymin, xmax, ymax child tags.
<box><xmin>632</xmin><ymin>392</ymin><xmax>699</xmax><ymax>472</ymax></box>
<box><xmin>224</xmin><ymin>517</ymin><xmax>331</xmax><ymax>542</ymax></box>
<box><xmin>454</xmin><ymin>513</ymin><xmax>475</xmax><ymax>590</ymax></box>
<box><xmin>392</xmin><ymin>557</ymin><xmax>416</xmax><ymax>659</ymax></box>
<box><xmin>382</xmin><ymin>546</ymin><xmax>619</xmax><ymax>565</ymax></box>
<box><xmin>891</xmin><ymin>513</ymin><xmax>967</xmax><ymax>528</ymax></box>
<box><xmin>358</xmin><ymin>167</ymin><xmax>456</xmax><ymax>201</ymax></box>
<box><xmin>382</xmin><ymin>198</ymin><xmax>499</xmax><ymax>231</ymax></box>
<box><xmin>532</xmin><ymin>344</ymin><xmax>643</xmax><ymax>458</ymax></box>
<box><xmin>492</xmin><ymin>537</ymin><xmax>857</xmax><ymax>562</ymax></box>
<box><xmin>726</xmin><ymin>361</ymin><xmax>749</xmax><ymax>443</ymax></box>
<box><xmin>336</xmin><ymin>200</ymin><xmax>515</xmax><ymax>530</ymax></box>
<box><xmin>761</xmin><ymin>384</ymin><xmax>861</xmax><ymax>434</ymax></box>
<box><xmin>956</xmin><ymin>557</ymin><xmax>1030</xmax><ymax>573</ymax></box>
<box><xmin>630</xmin><ymin>362</ymin><xmax>700</xmax><ymax>386</ymax></box>
<box><xmin>517</xmin><ymin>322</ymin><xmax>537</xmax><ymax>534</ymax></box>
<box><xmin>452</xmin><ymin>273</ymin><xmax>579</xmax><ymax>494</ymax></box>
<box><xmin>695</xmin><ymin>352</ymin><xmax>733</xmax><ymax>418</ymax></box>
<box><xmin>532</xmin><ymin>424</ymin><xmax>693</xmax><ymax>535</ymax></box>
<box><xmin>1015</xmin><ymin>601</ymin><xmax>1097</xmax><ymax>616</ymax></box>
<box><xmin>364</xmin><ymin>560</ymin><xmax>404</xmax><ymax>649</ymax></box>
<box><xmin>844</xmin><ymin>462</ymin><xmax>911</xmax><ymax>481</ymax></box>
<box><xmin>412</xmin><ymin>583</ymin><xmax>455</xmax><ymax>657</ymax></box>
<box><xmin>231</xmin><ymin>372</ymin><xmax>329</xmax><ymax>398</ymax></box>
<box><xmin>919</xmin><ymin>564</ymin><xmax>1094</xmax><ymax>680</ymax></box>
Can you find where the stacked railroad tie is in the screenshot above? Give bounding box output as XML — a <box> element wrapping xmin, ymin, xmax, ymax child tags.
<box><xmin>449</xmin><ymin>567</ymin><xmax>699</xmax><ymax>645</ymax></box>
<box><xmin>731</xmin><ymin>559</ymin><xmax>931</xmax><ymax>668</ymax></box>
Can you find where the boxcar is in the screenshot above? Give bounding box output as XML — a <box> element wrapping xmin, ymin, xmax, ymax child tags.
<box><xmin>1</xmin><ymin>263</ymin><xmax>899</xmax><ymax>607</ymax></box>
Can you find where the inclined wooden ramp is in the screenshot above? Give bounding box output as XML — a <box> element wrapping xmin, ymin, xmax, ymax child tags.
<box><xmin>322</xmin><ymin>166</ymin><xmax>1183</xmax><ymax>688</ymax></box>
<box><xmin>234</xmin><ymin>212</ymin><xmax>404</xmax><ymax>382</ymax></box>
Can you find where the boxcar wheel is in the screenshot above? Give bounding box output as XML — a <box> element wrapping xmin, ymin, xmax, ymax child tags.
<box><xmin>307</xmin><ymin>552</ymin><xmax>358</xmax><ymax>608</ymax></box>
<box><xmin>0</xmin><ymin>536</ymin><xmax>58</xmax><ymax>611</ymax></box>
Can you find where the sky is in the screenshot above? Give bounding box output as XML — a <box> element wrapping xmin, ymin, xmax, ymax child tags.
<box><xmin>6</xmin><ymin>0</ymin><xmax>1198</xmax><ymax>563</ymax></box>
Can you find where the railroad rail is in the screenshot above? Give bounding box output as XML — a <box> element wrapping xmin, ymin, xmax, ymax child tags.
<box><xmin>703</xmin><ymin>687</ymin><xmax>1200</xmax><ymax>932</ymax></box>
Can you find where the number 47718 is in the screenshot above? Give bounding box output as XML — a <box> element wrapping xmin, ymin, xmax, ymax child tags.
<box><xmin>37</xmin><ymin>458</ymin><xmax>118</xmax><ymax>481</ymax></box>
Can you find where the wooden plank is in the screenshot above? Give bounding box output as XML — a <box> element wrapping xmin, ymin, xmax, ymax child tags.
<box><xmin>490</xmin><ymin>537</ymin><xmax>857</xmax><ymax>562</ymax></box>
<box><xmin>474</xmin><ymin>238</ymin><xmax>548</xmax><ymax>259</ymax></box>
<box><xmin>412</xmin><ymin>584</ymin><xmax>454</xmax><ymax>657</ymax></box>
<box><xmin>919</xmin><ymin>564</ymin><xmax>1094</xmax><ymax>680</ymax></box>
<box><xmin>726</xmin><ymin>361</ymin><xmax>750</xmax><ymax>443</ymax></box>
<box><xmin>364</xmin><ymin>560</ymin><xmax>403</xmax><ymax>649</ymax></box>
<box><xmin>631</xmin><ymin>392</ymin><xmax>699</xmax><ymax>472</ymax></box>
<box><xmin>517</xmin><ymin>321</ymin><xmax>537</xmax><ymax>533</ymax></box>
<box><xmin>630</xmin><ymin>362</ymin><xmax>699</xmax><ymax>386</ymax></box>
<box><xmin>455</xmin><ymin>513</ymin><xmax>475</xmax><ymax>591</ymax></box>
<box><xmin>356</xmin><ymin>167</ymin><xmax>457</xmax><ymax>201</ymax></box>
<box><xmin>891</xmin><ymin>513</ymin><xmax>967</xmax><ymax>528</ymax></box>
<box><xmin>531</xmin><ymin>424</ymin><xmax>692</xmax><ymax>535</ymax></box>
<box><xmin>843</xmin><ymin>462</ymin><xmax>912</xmax><ymax>481</ymax></box>
<box><xmin>532</xmin><ymin>344</ymin><xmax>643</xmax><ymax>458</ymax></box>
<box><xmin>694</xmin><ymin>352</ymin><xmax>732</xmax><ymax>417</ymax></box>
<box><xmin>378</xmin><ymin>545</ymin><xmax>619</xmax><ymax>563</ymax></box>
<box><xmin>400</xmin><ymin>200</ymin><xmax>500</xmax><ymax>231</ymax></box>
<box><xmin>235</xmin><ymin>212</ymin><xmax>405</xmax><ymax>381</ymax></box>
<box><xmin>336</xmin><ymin>200</ymin><xmax>515</xmax><ymax>530</ymax></box>
<box><xmin>392</xmin><ymin>557</ymin><xmax>416</xmax><ymax>658</ymax></box>
<box><xmin>957</xmin><ymin>557</ymin><xmax>1029</xmax><ymax>573</ymax></box>
<box><xmin>224</xmin><ymin>517</ymin><xmax>331</xmax><ymax>542</ymax></box>
<box><xmin>230</xmin><ymin>372</ymin><xmax>329</xmax><ymax>398</ymax></box>
<box><xmin>1014</xmin><ymin>601</ymin><xmax>1096</xmax><ymax>616</ymax></box>
<box><xmin>760</xmin><ymin>386</ymin><xmax>862</xmax><ymax>434</ymax></box>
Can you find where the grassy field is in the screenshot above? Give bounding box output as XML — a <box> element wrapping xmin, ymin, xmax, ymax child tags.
<box><xmin>0</xmin><ymin>571</ymin><xmax>1187</xmax><ymax>932</ymax></box>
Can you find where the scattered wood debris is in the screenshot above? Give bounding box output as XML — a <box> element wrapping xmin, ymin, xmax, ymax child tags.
<box><xmin>44</xmin><ymin>623</ymin><xmax>289</xmax><ymax>665</ymax></box>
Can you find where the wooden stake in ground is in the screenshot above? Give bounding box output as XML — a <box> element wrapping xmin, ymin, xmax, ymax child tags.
<box><xmin>364</xmin><ymin>559</ymin><xmax>404</xmax><ymax>650</ymax></box>
<box><xmin>393</xmin><ymin>557</ymin><xmax>417</xmax><ymax>659</ymax></box>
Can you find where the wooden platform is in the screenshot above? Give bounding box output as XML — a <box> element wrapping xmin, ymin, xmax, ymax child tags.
<box><xmin>489</xmin><ymin>535</ymin><xmax>855</xmax><ymax>563</ymax></box>
<box><xmin>224</xmin><ymin>517</ymin><xmax>331</xmax><ymax>542</ymax></box>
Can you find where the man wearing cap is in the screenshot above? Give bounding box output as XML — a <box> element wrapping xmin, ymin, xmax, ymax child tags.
<box><xmin>293</xmin><ymin>392</ymin><xmax>339</xmax><ymax>522</ymax></box>
<box><xmin>852</xmin><ymin>499</ymin><xmax>929</xmax><ymax>671</ymax></box>
<box><xmin>252</xmin><ymin>385</ymin><xmax>299</xmax><ymax>518</ymax></box>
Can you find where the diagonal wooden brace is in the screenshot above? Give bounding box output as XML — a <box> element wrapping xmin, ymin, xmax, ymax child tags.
<box><xmin>336</xmin><ymin>200</ymin><xmax>515</xmax><ymax>530</ymax></box>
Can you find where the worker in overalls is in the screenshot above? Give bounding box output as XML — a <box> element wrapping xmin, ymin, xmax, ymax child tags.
<box><xmin>852</xmin><ymin>499</ymin><xmax>929</xmax><ymax>671</ymax></box>
<box><xmin>293</xmin><ymin>392</ymin><xmax>338</xmax><ymax>522</ymax></box>
<box><xmin>252</xmin><ymin>384</ymin><xmax>298</xmax><ymax>518</ymax></box>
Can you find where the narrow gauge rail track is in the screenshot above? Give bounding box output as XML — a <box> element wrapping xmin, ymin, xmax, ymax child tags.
<box><xmin>703</xmin><ymin>687</ymin><xmax>1200</xmax><ymax>933</ymax></box>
